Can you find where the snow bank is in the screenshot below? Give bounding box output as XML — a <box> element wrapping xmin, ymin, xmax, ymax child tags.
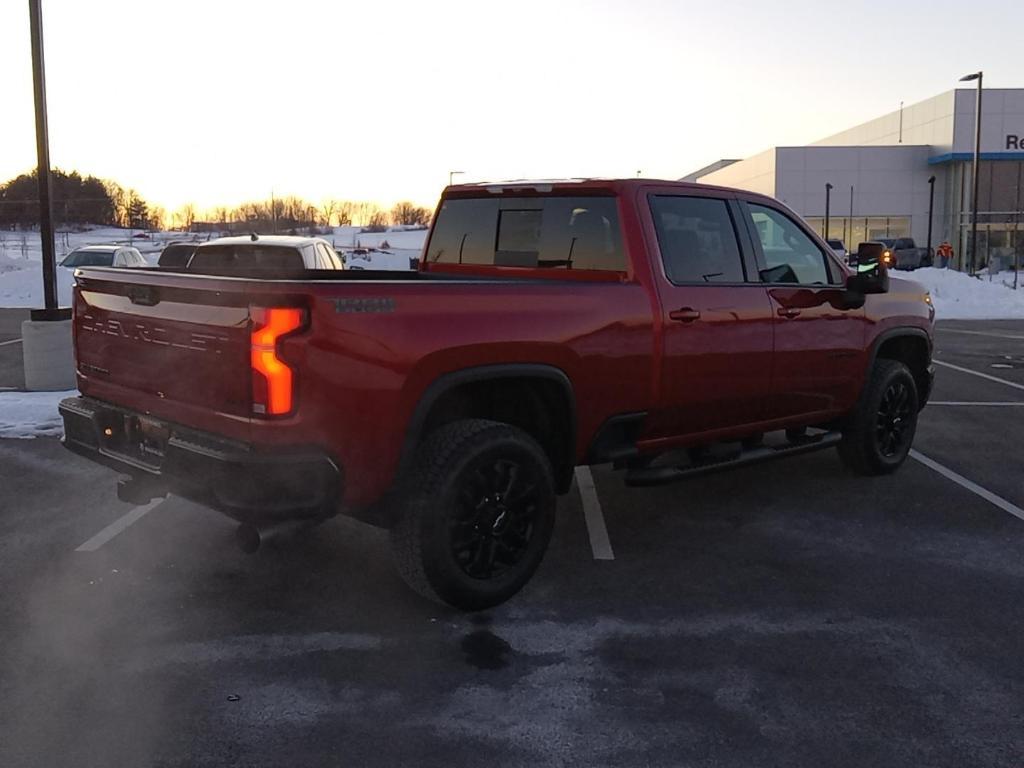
<box><xmin>908</xmin><ymin>267</ymin><xmax>1024</xmax><ymax>320</ymax></box>
<box><xmin>0</xmin><ymin>390</ymin><xmax>75</xmax><ymax>439</ymax></box>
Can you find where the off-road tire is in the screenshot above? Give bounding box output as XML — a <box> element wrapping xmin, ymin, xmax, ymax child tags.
<box><xmin>390</xmin><ymin>419</ymin><xmax>556</xmax><ymax>611</ymax></box>
<box><xmin>838</xmin><ymin>359</ymin><xmax>919</xmax><ymax>475</ymax></box>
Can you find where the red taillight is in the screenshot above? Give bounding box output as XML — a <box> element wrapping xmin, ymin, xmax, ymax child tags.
<box><xmin>250</xmin><ymin>307</ymin><xmax>305</xmax><ymax>416</ymax></box>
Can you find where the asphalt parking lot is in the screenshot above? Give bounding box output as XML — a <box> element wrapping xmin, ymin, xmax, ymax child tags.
<box><xmin>2</xmin><ymin>320</ymin><xmax>1024</xmax><ymax>767</ymax></box>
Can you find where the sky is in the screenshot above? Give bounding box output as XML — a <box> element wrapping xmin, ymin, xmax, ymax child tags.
<box><xmin>1</xmin><ymin>0</ymin><xmax>1022</xmax><ymax>215</ymax></box>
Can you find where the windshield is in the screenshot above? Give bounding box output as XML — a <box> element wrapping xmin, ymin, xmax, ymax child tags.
<box><xmin>60</xmin><ymin>250</ymin><xmax>114</xmax><ymax>267</ymax></box>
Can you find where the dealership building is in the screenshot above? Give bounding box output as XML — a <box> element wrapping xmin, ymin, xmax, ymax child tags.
<box><xmin>682</xmin><ymin>88</ymin><xmax>1024</xmax><ymax>268</ymax></box>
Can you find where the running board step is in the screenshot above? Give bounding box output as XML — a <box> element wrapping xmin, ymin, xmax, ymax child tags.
<box><xmin>624</xmin><ymin>431</ymin><xmax>842</xmax><ymax>487</ymax></box>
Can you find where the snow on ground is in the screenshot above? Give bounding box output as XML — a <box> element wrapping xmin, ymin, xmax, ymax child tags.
<box><xmin>0</xmin><ymin>390</ymin><xmax>74</xmax><ymax>438</ymax></box>
<box><xmin>907</xmin><ymin>267</ymin><xmax>1024</xmax><ymax>320</ymax></box>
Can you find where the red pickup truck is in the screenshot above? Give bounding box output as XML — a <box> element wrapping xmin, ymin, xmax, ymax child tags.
<box><xmin>60</xmin><ymin>179</ymin><xmax>935</xmax><ymax>610</ymax></box>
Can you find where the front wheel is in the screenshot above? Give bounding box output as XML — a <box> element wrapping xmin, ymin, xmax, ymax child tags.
<box><xmin>390</xmin><ymin>419</ymin><xmax>556</xmax><ymax>611</ymax></box>
<box><xmin>838</xmin><ymin>359</ymin><xmax>919</xmax><ymax>475</ymax></box>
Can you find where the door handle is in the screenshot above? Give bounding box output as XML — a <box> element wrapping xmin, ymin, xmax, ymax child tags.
<box><xmin>777</xmin><ymin>307</ymin><xmax>801</xmax><ymax>319</ymax></box>
<box><xmin>669</xmin><ymin>307</ymin><xmax>701</xmax><ymax>322</ymax></box>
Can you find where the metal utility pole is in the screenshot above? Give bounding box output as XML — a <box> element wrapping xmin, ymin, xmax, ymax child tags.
<box><xmin>824</xmin><ymin>183</ymin><xmax>833</xmax><ymax>240</ymax></box>
<box><xmin>960</xmin><ymin>71</ymin><xmax>983</xmax><ymax>275</ymax></box>
<box><xmin>926</xmin><ymin>175</ymin><xmax>936</xmax><ymax>259</ymax></box>
<box><xmin>28</xmin><ymin>0</ymin><xmax>59</xmax><ymax>316</ymax></box>
<box><xmin>849</xmin><ymin>185</ymin><xmax>855</xmax><ymax>247</ymax></box>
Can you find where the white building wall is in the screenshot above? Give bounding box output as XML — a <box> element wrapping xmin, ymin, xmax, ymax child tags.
<box><xmin>697</xmin><ymin>147</ymin><xmax>777</xmax><ymax>197</ymax></box>
<box><xmin>812</xmin><ymin>91</ymin><xmax>957</xmax><ymax>155</ymax></box>
<box><xmin>952</xmin><ymin>89</ymin><xmax>1024</xmax><ymax>154</ymax></box>
<box><xmin>773</xmin><ymin>146</ymin><xmax>941</xmax><ymax>245</ymax></box>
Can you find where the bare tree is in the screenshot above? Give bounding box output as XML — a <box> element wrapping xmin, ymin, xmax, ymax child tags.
<box><xmin>319</xmin><ymin>199</ymin><xmax>337</xmax><ymax>227</ymax></box>
<box><xmin>390</xmin><ymin>201</ymin><xmax>431</xmax><ymax>226</ymax></box>
<box><xmin>335</xmin><ymin>201</ymin><xmax>355</xmax><ymax>227</ymax></box>
<box><xmin>148</xmin><ymin>205</ymin><xmax>166</xmax><ymax>230</ymax></box>
<box><xmin>174</xmin><ymin>203</ymin><xmax>196</xmax><ymax>231</ymax></box>
<box><xmin>104</xmin><ymin>181</ymin><xmax>129</xmax><ymax>227</ymax></box>
<box><xmin>367</xmin><ymin>208</ymin><xmax>389</xmax><ymax>229</ymax></box>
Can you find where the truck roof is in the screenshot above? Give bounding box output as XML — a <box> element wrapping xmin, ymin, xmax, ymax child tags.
<box><xmin>71</xmin><ymin>244</ymin><xmax>124</xmax><ymax>253</ymax></box>
<box><xmin>445</xmin><ymin>177</ymin><xmax>762</xmax><ymax>199</ymax></box>
<box><xmin>199</xmin><ymin>235</ymin><xmax>329</xmax><ymax>248</ymax></box>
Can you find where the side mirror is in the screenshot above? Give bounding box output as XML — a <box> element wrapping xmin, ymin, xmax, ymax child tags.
<box><xmin>845</xmin><ymin>242</ymin><xmax>889</xmax><ymax>306</ymax></box>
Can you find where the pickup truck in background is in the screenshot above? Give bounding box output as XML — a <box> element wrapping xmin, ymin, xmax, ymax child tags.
<box><xmin>876</xmin><ymin>237</ymin><xmax>931</xmax><ymax>270</ymax></box>
<box><xmin>59</xmin><ymin>179</ymin><xmax>935</xmax><ymax>610</ymax></box>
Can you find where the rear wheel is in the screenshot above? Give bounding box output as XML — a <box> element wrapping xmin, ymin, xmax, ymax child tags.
<box><xmin>838</xmin><ymin>359</ymin><xmax>919</xmax><ymax>475</ymax></box>
<box><xmin>390</xmin><ymin>419</ymin><xmax>556</xmax><ymax>611</ymax></box>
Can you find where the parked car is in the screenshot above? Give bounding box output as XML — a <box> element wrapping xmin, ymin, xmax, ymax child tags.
<box><xmin>59</xmin><ymin>245</ymin><xmax>147</xmax><ymax>269</ymax></box>
<box><xmin>184</xmin><ymin>235</ymin><xmax>344</xmax><ymax>273</ymax></box>
<box><xmin>876</xmin><ymin>237</ymin><xmax>930</xmax><ymax>270</ymax></box>
<box><xmin>60</xmin><ymin>179</ymin><xmax>935</xmax><ymax>610</ymax></box>
<box><xmin>157</xmin><ymin>241</ymin><xmax>197</xmax><ymax>269</ymax></box>
<box><xmin>826</xmin><ymin>238</ymin><xmax>847</xmax><ymax>261</ymax></box>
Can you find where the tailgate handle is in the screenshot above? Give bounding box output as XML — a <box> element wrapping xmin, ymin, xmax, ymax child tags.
<box><xmin>127</xmin><ymin>286</ymin><xmax>158</xmax><ymax>306</ymax></box>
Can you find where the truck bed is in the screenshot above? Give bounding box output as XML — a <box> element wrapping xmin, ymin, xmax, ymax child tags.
<box><xmin>69</xmin><ymin>263</ymin><xmax>655</xmax><ymax>508</ymax></box>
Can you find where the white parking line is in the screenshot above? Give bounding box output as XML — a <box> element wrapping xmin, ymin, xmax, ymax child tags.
<box><xmin>574</xmin><ymin>466</ymin><xmax>614</xmax><ymax>560</ymax></box>
<box><xmin>933</xmin><ymin>359</ymin><xmax>1024</xmax><ymax>392</ymax></box>
<box><xmin>911</xmin><ymin>450</ymin><xmax>1024</xmax><ymax>524</ymax></box>
<box><xmin>937</xmin><ymin>328</ymin><xmax>1024</xmax><ymax>341</ymax></box>
<box><xmin>929</xmin><ymin>401</ymin><xmax>1024</xmax><ymax>406</ymax></box>
<box><xmin>75</xmin><ymin>498</ymin><xmax>164</xmax><ymax>552</ymax></box>
<box><xmin>0</xmin><ymin>338</ymin><xmax>23</xmax><ymax>347</ymax></box>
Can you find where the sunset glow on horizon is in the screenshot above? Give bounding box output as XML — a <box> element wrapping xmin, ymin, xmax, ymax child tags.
<box><xmin>1</xmin><ymin>0</ymin><xmax>1020</xmax><ymax>217</ymax></box>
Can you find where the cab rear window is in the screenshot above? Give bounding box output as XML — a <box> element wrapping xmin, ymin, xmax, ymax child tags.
<box><xmin>426</xmin><ymin>196</ymin><xmax>625</xmax><ymax>272</ymax></box>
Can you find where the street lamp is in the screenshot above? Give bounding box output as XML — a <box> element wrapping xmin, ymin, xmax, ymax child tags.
<box><xmin>960</xmin><ymin>71</ymin><xmax>983</xmax><ymax>274</ymax></box>
<box><xmin>824</xmin><ymin>183</ymin><xmax>833</xmax><ymax>241</ymax></box>
<box><xmin>926</xmin><ymin>175</ymin><xmax>936</xmax><ymax>262</ymax></box>
<box><xmin>29</xmin><ymin>0</ymin><xmax>58</xmax><ymax>317</ymax></box>
<box><xmin>448</xmin><ymin>170</ymin><xmax>465</xmax><ymax>186</ymax></box>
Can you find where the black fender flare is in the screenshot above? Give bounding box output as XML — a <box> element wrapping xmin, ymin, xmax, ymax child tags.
<box><xmin>866</xmin><ymin>326</ymin><xmax>934</xmax><ymax>406</ymax></box>
<box><xmin>867</xmin><ymin>326</ymin><xmax>933</xmax><ymax>368</ymax></box>
<box><xmin>397</xmin><ymin>363</ymin><xmax>577</xmax><ymax>490</ymax></box>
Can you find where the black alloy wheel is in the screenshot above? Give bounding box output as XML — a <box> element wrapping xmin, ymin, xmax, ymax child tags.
<box><xmin>838</xmin><ymin>358</ymin><xmax>919</xmax><ymax>476</ymax></box>
<box><xmin>450</xmin><ymin>458</ymin><xmax>541</xmax><ymax>580</ymax></box>
<box><xmin>391</xmin><ymin>419</ymin><xmax>556</xmax><ymax>610</ymax></box>
<box><xmin>876</xmin><ymin>380</ymin><xmax>913</xmax><ymax>458</ymax></box>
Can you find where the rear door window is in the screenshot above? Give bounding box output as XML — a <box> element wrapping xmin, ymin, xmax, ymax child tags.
<box><xmin>649</xmin><ymin>196</ymin><xmax>745</xmax><ymax>284</ymax></box>
<box><xmin>426</xmin><ymin>196</ymin><xmax>625</xmax><ymax>272</ymax></box>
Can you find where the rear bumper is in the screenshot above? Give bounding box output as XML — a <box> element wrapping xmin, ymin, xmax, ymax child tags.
<box><xmin>59</xmin><ymin>396</ymin><xmax>341</xmax><ymax>522</ymax></box>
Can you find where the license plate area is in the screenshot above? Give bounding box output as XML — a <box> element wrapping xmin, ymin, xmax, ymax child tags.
<box><xmin>97</xmin><ymin>410</ymin><xmax>169</xmax><ymax>469</ymax></box>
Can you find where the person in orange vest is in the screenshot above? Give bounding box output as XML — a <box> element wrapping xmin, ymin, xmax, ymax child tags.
<box><xmin>935</xmin><ymin>240</ymin><xmax>954</xmax><ymax>268</ymax></box>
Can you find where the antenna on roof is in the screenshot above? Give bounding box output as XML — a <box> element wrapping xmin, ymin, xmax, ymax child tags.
<box><xmin>250</xmin><ymin>232</ymin><xmax>259</xmax><ymax>242</ymax></box>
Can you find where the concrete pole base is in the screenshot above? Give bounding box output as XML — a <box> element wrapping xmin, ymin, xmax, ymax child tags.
<box><xmin>21</xmin><ymin>318</ymin><xmax>76</xmax><ymax>391</ymax></box>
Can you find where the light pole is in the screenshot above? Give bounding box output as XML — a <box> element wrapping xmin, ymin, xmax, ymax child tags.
<box><xmin>824</xmin><ymin>183</ymin><xmax>833</xmax><ymax>240</ymax></box>
<box><xmin>28</xmin><ymin>0</ymin><xmax>59</xmax><ymax>317</ymax></box>
<box><xmin>960</xmin><ymin>71</ymin><xmax>983</xmax><ymax>275</ymax></box>
<box><xmin>448</xmin><ymin>170</ymin><xmax>465</xmax><ymax>186</ymax></box>
<box><xmin>926</xmin><ymin>175</ymin><xmax>936</xmax><ymax>262</ymax></box>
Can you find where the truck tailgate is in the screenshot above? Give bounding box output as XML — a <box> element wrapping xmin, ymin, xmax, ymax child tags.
<box><xmin>73</xmin><ymin>268</ymin><xmax>252</xmax><ymax>433</ymax></box>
